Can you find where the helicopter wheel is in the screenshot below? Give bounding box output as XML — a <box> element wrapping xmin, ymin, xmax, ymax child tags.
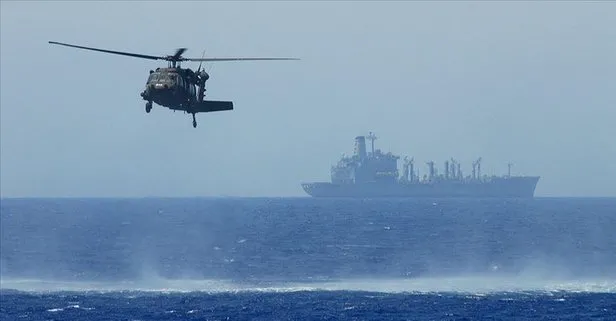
<box><xmin>145</xmin><ymin>102</ymin><xmax>152</xmax><ymax>113</ymax></box>
<box><xmin>192</xmin><ymin>113</ymin><xmax>197</xmax><ymax>128</ymax></box>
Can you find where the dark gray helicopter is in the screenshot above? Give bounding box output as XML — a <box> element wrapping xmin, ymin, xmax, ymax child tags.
<box><xmin>49</xmin><ymin>41</ymin><xmax>299</xmax><ymax>128</ymax></box>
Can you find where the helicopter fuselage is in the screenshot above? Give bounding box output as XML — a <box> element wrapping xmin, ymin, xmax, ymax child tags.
<box><xmin>140</xmin><ymin>67</ymin><xmax>198</xmax><ymax>111</ymax></box>
<box><xmin>139</xmin><ymin>66</ymin><xmax>231</xmax><ymax>128</ymax></box>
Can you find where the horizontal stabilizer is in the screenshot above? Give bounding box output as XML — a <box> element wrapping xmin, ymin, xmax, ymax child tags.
<box><xmin>194</xmin><ymin>100</ymin><xmax>234</xmax><ymax>113</ymax></box>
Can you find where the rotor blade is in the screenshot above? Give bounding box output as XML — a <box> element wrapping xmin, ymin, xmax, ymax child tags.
<box><xmin>48</xmin><ymin>41</ymin><xmax>164</xmax><ymax>60</ymax></box>
<box><xmin>183</xmin><ymin>57</ymin><xmax>300</xmax><ymax>62</ymax></box>
<box><xmin>173</xmin><ymin>48</ymin><xmax>187</xmax><ymax>60</ymax></box>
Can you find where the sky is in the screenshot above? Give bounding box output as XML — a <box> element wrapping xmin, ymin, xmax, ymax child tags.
<box><xmin>1</xmin><ymin>1</ymin><xmax>615</xmax><ymax>197</ymax></box>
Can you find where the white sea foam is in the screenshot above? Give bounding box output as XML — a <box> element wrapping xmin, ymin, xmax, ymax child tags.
<box><xmin>2</xmin><ymin>275</ymin><xmax>615</xmax><ymax>295</ymax></box>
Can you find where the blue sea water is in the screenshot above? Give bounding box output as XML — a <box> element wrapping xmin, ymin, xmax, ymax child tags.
<box><xmin>1</xmin><ymin>197</ymin><xmax>615</xmax><ymax>320</ymax></box>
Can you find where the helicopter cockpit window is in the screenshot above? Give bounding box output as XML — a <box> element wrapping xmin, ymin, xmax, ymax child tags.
<box><xmin>147</xmin><ymin>73</ymin><xmax>158</xmax><ymax>82</ymax></box>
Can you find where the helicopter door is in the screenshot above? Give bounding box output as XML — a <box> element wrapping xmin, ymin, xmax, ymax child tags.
<box><xmin>185</xmin><ymin>76</ymin><xmax>193</xmax><ymax>97</ymax></box>
<box><xmin>178</xmin><ymin>76</ymin><xmax>185</xmax><ymax>94</ymax></box>
<box><xmin>180</xmin><ymin>76</ymin><xmax>186</xmax><ymax>93</ymax></box>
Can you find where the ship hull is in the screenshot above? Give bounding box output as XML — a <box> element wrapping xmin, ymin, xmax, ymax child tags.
<box><xmin>301</xmin><ymin>176</ymin><xmax>540</xmax><ymax>198</ymax></box>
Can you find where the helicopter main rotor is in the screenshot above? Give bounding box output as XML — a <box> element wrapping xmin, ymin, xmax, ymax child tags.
<box><xmin>48</xmin><ymin>41</ymin><xmax>299</xmax><ymax>68</ymax></box>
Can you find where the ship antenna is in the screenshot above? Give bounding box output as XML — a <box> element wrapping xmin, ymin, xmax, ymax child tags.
<box><xmin>472</xmin><ymin>157</ymin><xmax>482</xmax><ymax>180</ymax></box>
<box><xmin>477</xmin><ymin>157</ymin><xmax>482</xmax><ymax>179</ymax></box>
<box><xmin>367</xmin><ymin>132</ymin><xmax>377</xmax><ymax>155</ymax></box>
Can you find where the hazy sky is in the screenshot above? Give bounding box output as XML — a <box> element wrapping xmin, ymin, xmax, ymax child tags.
<box><xmin>1</xmin><ymin>1</ymin><xmax>615</xmax><ymax>197</ymax></box>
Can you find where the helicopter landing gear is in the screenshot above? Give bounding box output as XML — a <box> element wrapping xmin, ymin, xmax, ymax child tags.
<box><xmin>192</xmin><ymin>113</ymin><xmax>197</xmax><ymax>128</ymax></box>
<box><xmin>145</xmin><ymin>101</ymin><xmax>152</xmax><ymax>113</ymax></box>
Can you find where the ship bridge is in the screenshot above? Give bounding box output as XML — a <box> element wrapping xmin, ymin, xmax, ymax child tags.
<box><xmin>331</xmin><ymin>133</ymin><xmax>400</xmax><ymax>184</ymax></box>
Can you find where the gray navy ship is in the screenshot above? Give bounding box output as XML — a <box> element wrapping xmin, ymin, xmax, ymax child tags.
<box><xmin>301</xmin><ymin>133</ymin><xmax>540</xmax><ymax>198</ymax></box>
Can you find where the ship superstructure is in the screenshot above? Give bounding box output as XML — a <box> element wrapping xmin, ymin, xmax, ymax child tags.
<box><xmin>301</xmin><ymin>133</ymin><xmax>540</xmax><ymax>198</ymax></box>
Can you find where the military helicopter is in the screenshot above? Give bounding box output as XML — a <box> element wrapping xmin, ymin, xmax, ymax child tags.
<box><xmin>48</xmin><ymin>41</ymin><xmax>299</xmax><ymax>128</ymax></box>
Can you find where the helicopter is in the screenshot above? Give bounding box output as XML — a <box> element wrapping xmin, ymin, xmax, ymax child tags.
<box><xmin>48</xmin><ymin>41</ymin><xmax>299</xmax><ymax>128</ymax></box>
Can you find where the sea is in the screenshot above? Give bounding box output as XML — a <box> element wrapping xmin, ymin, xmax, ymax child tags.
<box><xmin>1</xmin><ymin>197</ymin><xmax>615</xmax><ymax>320</ymax></box>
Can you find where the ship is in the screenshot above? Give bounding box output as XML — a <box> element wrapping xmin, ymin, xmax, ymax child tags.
<box><xmin>301</xmin><ymin>132</ymin><xmax>540</xmax><ymax>198</ymax></box>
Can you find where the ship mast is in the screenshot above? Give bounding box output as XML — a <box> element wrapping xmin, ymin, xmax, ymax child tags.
<box><xmin>426</xmin><ymin>161</ymin><xmax>435</xmax><ymax>181</ymax></box>
<box><xmin>450</xmin><ymin>158</ymin><xmax>458</xmax><ymax>180</ymax></box>
<box><xmin>409</xmin><ymin>157</ymin><xmax>414</xmax><ymax>182</ymax></box>
<box><xmin>472</xmin><ymin>157</ymin><xmax>482</xmax><ymax>180</ymax></box>
<box><xmin>402</xmin><ymin>156</ymin><xmax>415</xmax><ymax>182</ymax></box>
<box><xmin>366</xmin><ymin>132</ymin><xmax>377</xmax><ymax>155</ymax></box>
